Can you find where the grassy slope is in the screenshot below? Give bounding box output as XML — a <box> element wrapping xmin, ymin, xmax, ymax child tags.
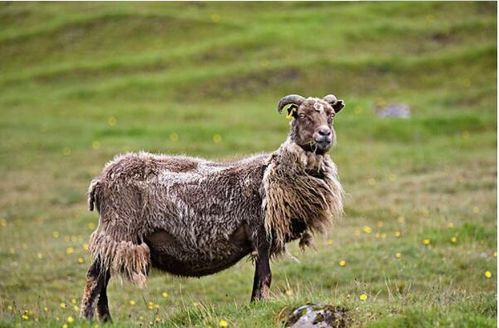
<box><xmin>0</xmin><ymin>2</ymin><xmax>496</xmax><ymax>327</ymax></box>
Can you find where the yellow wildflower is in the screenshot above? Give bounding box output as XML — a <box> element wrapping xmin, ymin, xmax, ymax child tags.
<box><xmin>60</xmin><ymin>303</ymin><xmax>66</xmax><ymax>309</ymax></box>
<box><xmin>359</xmin><ymin>294</ymin><xmax>368</xmax><ymax>301</ymax></box>
<box><xmin>169</xmin><ymin>133</ymin><xmax>178</xmax><ymax>142</ymax></box>
<box><xmin>394</xmin><ymin>231</ymin><xmax>401</xmax><ymax>238</ymax></box>
<box><xmin>129</xmin><ymin>300</ymin><xmax>136</xmax><ymax>305</ymax></box>
<box><xmin>107</xmin><ymin>116</ymin><xmax>117</xmax><ymax>127</ymax></box>
<box><xmin>92</xmin><ymin>141</ymin><xmax>101</xmax><ymax>150</ymax></box>
<box><xmin>362</xmin><ymin>226</ymin><xmax>372</xmax><ymax>234</ymax></box>
<box><xmin>422</xmin><ymin>239</ymin><xmax>431</xmax><ymax>246</ymax></box>
<box><xmin>66</xmin><ymin>247</ymin><xmax>74</xmax><ymax>255</ymax></box>
<box><xmin>338</xmin><ymin>260</ymin><xmax>346</xmax><ymax>267</ymax></box>
<box><xmin>210</xmin><ymin>14</ymin><xmax>221</xmax><ymax>23</ymax></box>
<box><xmin>21</xmin><ymin>314</ymin><xmax>29</xmax><ymax>320</ymax></box>
<box><xmin>395</xmin><ymin>252</ymin><xmax>401</xmax><ymax>259</ymax></box>
<box><xmin>450</xmin><ymin>236</ymin><xmax>457</xmax><ymax>243</ymax></box>
<box><xmin>78</xmin><ymin>257</ymin><xmax>84</xmax><ymax>264</ymax></box>
<box><xmin>485</xmin><ymin>271</ymin><xmax>492</xmax><ymax>279</ymax></box>
<box><xmin>162</xmin><ymin>292</ymin><xmax>168</xmax><ymax>298</ymax></box>
<box><xmin>212</xmin><ymin>134</ymin><xmax>222</xmax><ymax>144</ymax></box>
<box><xmin>67</xmin><ymin>316</ymin><xmax>74</xmax><ymax>323</ymax></box>
<box><xmin>219</xmin><ymin>319</ymin><xmax>229</xmax><ymax>327</ymax></box>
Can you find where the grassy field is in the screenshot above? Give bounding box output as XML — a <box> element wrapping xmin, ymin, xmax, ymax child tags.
<box><xmin>0</xmin><ymin>2</ymin><xmax>496</xmax><ymax>327</ymax></box>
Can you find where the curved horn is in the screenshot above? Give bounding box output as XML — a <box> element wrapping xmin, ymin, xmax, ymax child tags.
<box><xmin>323</xmin><ymin>94</ymin><xmax>337</xmax><ymax>104</ymax></box>
<box><xmin>277</xmin><ymin>94</ymin><xmax>305</xmax><ymax>113</ymax></box>
<box><xmin>323</xmin><ymin>94</ymin><xmax>345</xmax><ymax>113</ymax></box>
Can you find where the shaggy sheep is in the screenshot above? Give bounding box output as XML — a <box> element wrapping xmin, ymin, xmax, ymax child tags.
<box><xmin>80</xmin><ymin>94</ymin><xmax>345</xmax><ymax>322</ymax></box>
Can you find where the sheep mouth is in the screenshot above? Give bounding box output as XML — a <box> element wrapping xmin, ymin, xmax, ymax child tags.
<box><xmin>306</xmin><ymin>138</ymin><xmax>332</xmax><ymax>154</ymax></box>
<box><xmin>314</xmin><ymin>138</ymin><xmax>332</xmax><ymax>149</ymax></box>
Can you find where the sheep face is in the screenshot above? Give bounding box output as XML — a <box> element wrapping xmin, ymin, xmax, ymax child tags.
<box><xmin>277</xmin><ymin>95</ymin><xmax>345</xmax><ymax>155</ymax></box>
<box><xmin>290</xmin><ymin>98</ymin><xmax>344</xmax><ymax>154</ymax></box>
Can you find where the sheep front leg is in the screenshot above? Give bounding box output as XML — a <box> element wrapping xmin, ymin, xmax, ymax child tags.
<box><xmin>250</xmin><ymin>244</ymin><xmax>272</xmax><ymax>302</ymax></box>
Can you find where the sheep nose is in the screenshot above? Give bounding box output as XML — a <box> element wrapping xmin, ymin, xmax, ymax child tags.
<box><xmin>318</xmin><ymin>127</ymin><xmax>331</xmax><ymax>137</ymax></box>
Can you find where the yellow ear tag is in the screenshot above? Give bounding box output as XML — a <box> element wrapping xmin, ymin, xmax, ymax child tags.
<box><xmin>286</xmin><ymin>108</ymin><xmax>295</xmax><ymax>120</ymax></box>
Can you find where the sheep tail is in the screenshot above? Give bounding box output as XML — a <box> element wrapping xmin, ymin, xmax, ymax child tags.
<box><xmin>89</xmin><ymin>231</ymin><xmax>150</xmax><ymax>288</ymax></box>
<box><xmin>88</xmin><ymin>179</ymin><xmax>101</xmax><ymax>212</ymax></box>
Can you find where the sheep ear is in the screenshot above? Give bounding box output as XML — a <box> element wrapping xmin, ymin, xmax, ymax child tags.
<box><xmin>332</xmin><ymin>100</ymin><xmax>345</xmax><ymax>113</ymax></box>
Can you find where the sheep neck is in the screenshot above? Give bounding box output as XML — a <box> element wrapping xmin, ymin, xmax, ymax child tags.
<box><xmin>262</xmin><ymin>138</ymin><xmax>344</xmax><ymax>256</ymax></box>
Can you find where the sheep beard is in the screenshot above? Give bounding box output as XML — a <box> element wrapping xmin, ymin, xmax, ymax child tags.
<box><xmin>262</xmin><ymin>141</ymin><xmax>344</xmax><ymax>257</ymax></box>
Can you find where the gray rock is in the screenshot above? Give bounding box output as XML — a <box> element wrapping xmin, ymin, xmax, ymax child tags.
<box><xmin>284</xmin><ymin>303</ymin><xmax>349</xmax><ymax>328</ymax></box>
<box><xmin>375</xmin><ymin>104</ymin><xmax>411</xmax><ymax>118</ymax></box>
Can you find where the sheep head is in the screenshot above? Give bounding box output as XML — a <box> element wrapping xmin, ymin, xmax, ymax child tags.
<box><xmin>277</xmin><ymin>94</ymin><xmax>345</xmax><ymax>155</ymax></box>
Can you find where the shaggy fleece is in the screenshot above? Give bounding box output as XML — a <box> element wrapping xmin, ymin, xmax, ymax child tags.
<box><xmin>87</xmin><ymin>138</ymin><xmax>343</xmax><ymax>285</ymax></box>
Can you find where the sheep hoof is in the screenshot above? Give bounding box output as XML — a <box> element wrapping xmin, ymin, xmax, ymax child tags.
<box><xmin>99</xmin><ymin>313</ymin><xmax>112</xmax><ymax>323</ymax></box>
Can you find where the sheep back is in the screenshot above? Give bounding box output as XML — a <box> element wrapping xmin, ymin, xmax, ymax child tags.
<box><xmin>88</xmin><ymin>151</ymin><xmax>268</xmax><ymax>285</ymax></box>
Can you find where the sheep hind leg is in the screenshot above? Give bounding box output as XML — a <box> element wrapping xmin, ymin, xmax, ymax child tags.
<box><xmin>80</xmin><ymin>259</ymin><xmax>107</xmax><ymax>320</ymax></box>
<box><xmin>250</xmin><ymin>244</ymin><xmax>272</xmax><ymax>302</ymax></box>
<box><xmin>96</xmin><ymin>270</ymin><xmax>112</xmax><ymax>323</ymax></box>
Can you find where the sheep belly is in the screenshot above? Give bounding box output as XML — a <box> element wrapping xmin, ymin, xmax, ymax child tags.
<box><xmin>144</xmin><ymin>226</ymin><xmax>253</xmax><ymax>277</ymax></box>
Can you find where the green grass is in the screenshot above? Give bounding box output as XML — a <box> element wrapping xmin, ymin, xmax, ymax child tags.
<box><xmin>0</xmin><ymin>2</ymin><xmax>496</xmax><ymax>327</ymax></box>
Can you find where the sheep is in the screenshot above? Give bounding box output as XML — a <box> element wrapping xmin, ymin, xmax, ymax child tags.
<box><xmin>80</xmin><ymin>94</ymin><xmax>345</xmax><ymax>322</ymax></box>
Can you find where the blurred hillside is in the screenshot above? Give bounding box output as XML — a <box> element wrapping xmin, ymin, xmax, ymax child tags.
<box><xmin>0</xmin><ymin>2</ymin><xmax>496</xmax><ymax>327</ymax></box>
